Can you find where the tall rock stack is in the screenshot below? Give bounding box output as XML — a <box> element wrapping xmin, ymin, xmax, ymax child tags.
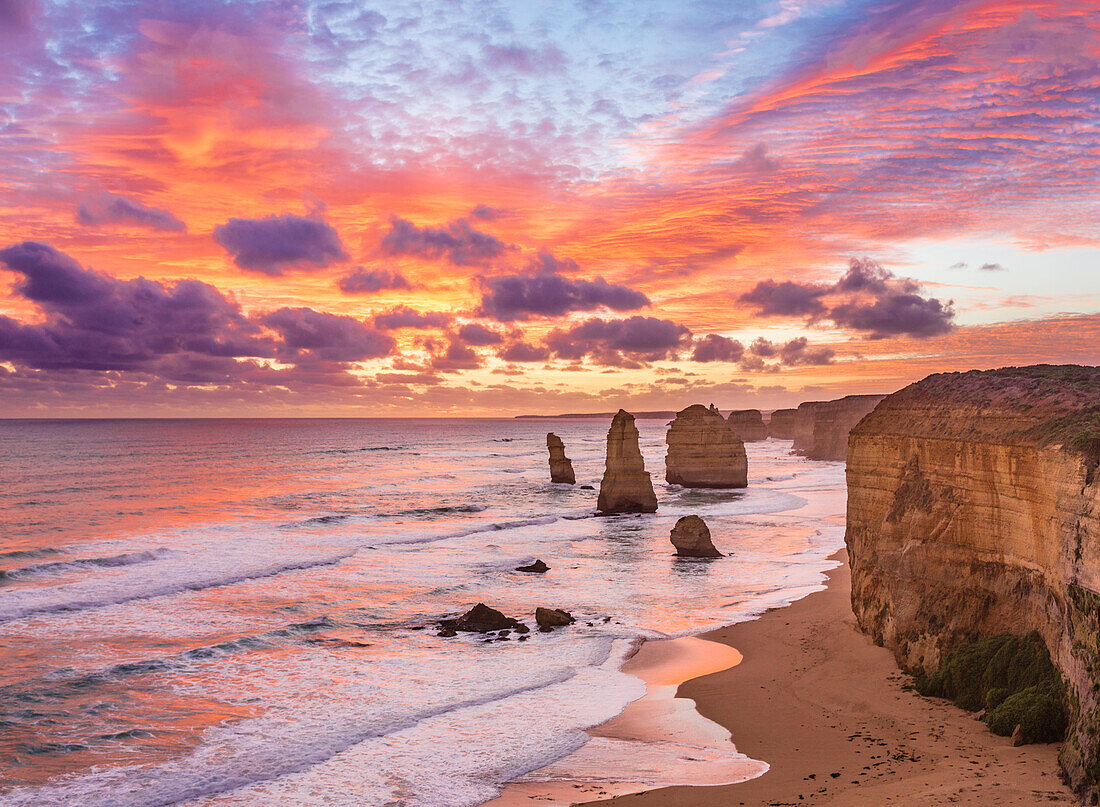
<box><xmin>790</xmin><ymin>401</ymin><xmax>824</xmax><ymax>454</ymax></box>
<box><xmin>806</xmin><ymin>394</ymin><xmax>886</xmax><ymax>461</ymax></box>
<box><xmin>665</xmin><ymin>404</ymin><xmax>748</xmax><ymax>488</ymax></box>
<box><xmin>546</xmin><ymin>433</ymin><xmax>576</xmax><ymax>484</ymax></box>
<box><xmin>767</xmin><ymin>408</ymin><xmax>799</xmax><ymax>439</ymax></box>
<box><xmin>597</xmin><ymin>410</ymin><xmax>658</xmax><ymax>514</ymax></box>
<box><xmin>727</xmin><ymin>409</ymin><xmax>767</xmax><ymax>442</ymax></box>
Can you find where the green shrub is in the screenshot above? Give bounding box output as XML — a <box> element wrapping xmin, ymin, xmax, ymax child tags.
<box><xmin>985</xmin><ymin>687</ymin><xmax>1067</xmax><ymax>742</ymax></box>
<box><xmin>914</xmin><ymin>632</ymin><xmax>1068</xmax><ymax>744</ymax></box>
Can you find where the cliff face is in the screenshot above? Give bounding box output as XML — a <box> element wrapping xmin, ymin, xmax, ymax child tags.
<box><xmin>845</xmin><ymin>366</ymin><xmax>1100</xmax><ymax>797</ymax></box>
<box><xmin>728</xmin><ymin>409</ymin><xmax>768</xmax><ymax>442</ymax></box>
<box><xmin>807</xmin><ymin>394</ymin><xmax>886</xmax><ymax>461</ymax></box>
<box><xmin>597</xmin><ymin>409</ymin><xmax>658</xmax><ymax>514</ymax></box>
<box><xmin>665</xmin><ymin>404</ymin><xmax>748</xmax><ymax>488</ymax></box>
<box><xmin>789</xmin><ymin>400</ymin><xmax>824</xmax><ymax>454</ymax></box>
<box><xmin>767</xmin><ymin>407</ymin><xmax>799</xmax><ymax>439</ymax></box>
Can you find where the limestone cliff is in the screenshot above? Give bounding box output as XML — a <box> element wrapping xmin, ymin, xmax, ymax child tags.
<box><xmin>807</xmin><ymin>394</ymin><xmax>886</xmax><ymax>461</ymax></box>
<box><xmin>728</xmin><ymin>409</ymin><xmax>768</xmax><ymax>442</ymax></box>
<box><xmin>665</xmin><ymin>404</ymin><xmax>748</xmax><ymax>488</ymax></box>
<box><xmin>597</xmin><ymin>409</ymin><xmax>658</xmax><ymax>514</ymax></box>
<box><xmin>844</xmin><ymin>365</ymin><xmax>1100</xmax><ymax>797</ymax></box>
<box><xmin>546</xmin><ymin>433</ymin><xmax>576</xmax><ymax>484</ymax></box>
<box><xmin>789</xmin><ymin>400</ymin><xmax>824</xmax><ymax>454</ymax></box>
<box><xmin>767</xmin><ymin>408</ymin><xmax>799</xmax><ymax>439</ymax></box>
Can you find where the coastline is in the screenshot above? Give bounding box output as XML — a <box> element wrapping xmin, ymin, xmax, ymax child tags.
<box><xmin>570</xmin><ymin>549</ymin><xmax>1075</xmax><ymax>806</ymax></box>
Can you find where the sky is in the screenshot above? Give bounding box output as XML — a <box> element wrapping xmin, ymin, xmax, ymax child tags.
<box><xmin>0</xmin><ymin>0</ymin><xmax>1098</xmax><ymax>417</ymax></box>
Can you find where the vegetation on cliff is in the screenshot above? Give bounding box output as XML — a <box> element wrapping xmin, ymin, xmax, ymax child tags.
<box><xmin>915</xmin><ymin>632</ymin><xmax>1068</xmax><ymax>744</ymax></box>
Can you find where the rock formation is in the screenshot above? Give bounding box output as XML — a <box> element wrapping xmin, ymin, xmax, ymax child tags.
<box><xmin>546</xmin><ymin>433</ymin><xmax>576</xmax><ymax>484</ymax></box>
<box><xmin>597</xmin><ymin>409</ymin><xmax>658</xmax><ymax>514</ymax></box>
<box><xmin>665</xmin><ymin>404</ymin><xmax>747</xmax><ymax>488</ymax></box>
<box><xmin>670</xmin><ymin>515</ymin><xmax>723</xmax><ymax>558</ymax></box>
<box><xmin>439</xmin><ymin>603</ymin><xmax>525</xmax><ymax>635</ymax></box>
<box><xmin>535</xmin><ymin>607</ymin><xmax>575</xmax><ymax>629</ymax></box>
<box><xmin>767</xmin><ymin>408</ymin><xmax>799</xmax><ymax>439</ymax></box>
<box><xmin>844</xmin><ymin>365</ymin><xmax>1100</xmax><ymax>798</ymax></box>
<box><xmin>789</xmin><ymin>400</ymin><xmax>824</xmax><ymax>454</ymax></box>
<box><xmin>728</xmin><ymin>409</ymin><xmax>768</xmax><ymax>442</ymax></box>
<box><xmin>515</xmin><ymin>559</ymin><xmax>549</xmax><ymax>574</ymax></box>
<box><xmin>806</xmin><ymin>394</ymin><xmax>886</xmax><ymax>461</ymax></box>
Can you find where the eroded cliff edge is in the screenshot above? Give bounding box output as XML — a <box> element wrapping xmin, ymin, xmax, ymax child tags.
<box><xmin>845</xmin><ymin>365</ymin><xmax>1100</xmax><ymax>797</ymax></box>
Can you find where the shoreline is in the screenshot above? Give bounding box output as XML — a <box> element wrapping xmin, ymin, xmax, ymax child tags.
<box><xmin>569</xmin><ymin>549</ymin><xmax>1075</xmax><ymax>806</ymax></box>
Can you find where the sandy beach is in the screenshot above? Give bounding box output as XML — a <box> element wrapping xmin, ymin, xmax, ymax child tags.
<box><xmin>567</xmin><ymin>549</ymin><xmax>1076</xmax><ymax>806</ymax></box>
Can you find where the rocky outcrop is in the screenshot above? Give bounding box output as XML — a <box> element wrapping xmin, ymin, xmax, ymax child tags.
<box><xmin>439</xmin><ymin>603</ymin><xmax>525</xmax><ymax>636</ymax></box>
<box><xmin>728</xmin><ymin>409</ymin><xmax>768</xmax><ymax>442</ymax></box>
<box><xmin>535</xmin><ymin>607</ymin><xmax>575</xmax><ymax>629</ymax></box>
<box><xmin>789</xmin><ymin>400</ymin><xmax>824</xmax><ymax>454</ymax></box>
<box><xmin>665</xmin><ymin>404</ymin><xmax>748</xmax><ymax>488</ymax></box>
<box><xmin>807</xmin><ymin>394</ymin><xmax>887</xmax><ymax>461</ymax></box>
<box><xmin>546</xmin><ymin>433</ymin><xmax>576</xmax><ymax>484</ymax></box>
<box><xmin>844</xmin><ymin>365</ymin><xmax>1100</xmax><ymax>798</ymax></box>
<box><xmin>597</xmin><ymin>410</ymin><xmax>658</xmax><ymax>514</ymax></box>
<box><xmin>670</xmin><ymin>515</ymin><xmax>723</xmax><ymax>558</ymax></box>
<box><xmin>767</xmin><ymin>408</ymin><xmax>799</xmax><ymax>439</ymax></box>
<box><xmin>516</xmin><ymin>559</ymin><xmax>549</xmax><ymax>574</ymax></box>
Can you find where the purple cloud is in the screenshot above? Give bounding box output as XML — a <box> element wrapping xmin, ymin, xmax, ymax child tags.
<box><xmin>215</xmin><ymin>214</ymin><xmax>347</xmax><ymax>276</ymax></box>
<box><xmin>691</xmin><ymin>334</ymin><xmax>745</xmax><ymax>362</ymax></box>
<box><xmin>456</xmin><ymin>322</ymin><xmax>503</xmax><ymax>345</ymax></box>
<box><xmin>372</xmin><ymin>306</ymin><xmax>452</xmax><ymax>331</ymax></box>
<box><xmin>479</xmin><ymin>251</ymin><xmax>650</xmax><ymax>321</ymax></box>
<box><xmin>337</xmin><ymin>267</ymin><xmax>411</xmax><ymax>294</ymax></box>
<box><xmin>430</xmin><ymin>340</ymin><xmax>482</xmax><ymax>371</ymax></box>
<box><xmin>498</xmin><ymin>340</ymin><xmax>550</xmax><ymax>362</ymax></box>
<box><xmin>261</xmin><ymin>307</ymin><xmax>394</xmax><ymax>362</ymax></box>
<box><xmin>829</xmin><ymin>294</ymin><xmax>954</xmax><ymax>339</ymax></box>
<box><xmin>738</xmin><ymin>279</ymin><xmax>827</xmax><ymax>316</ymax></box>
<box><xmin>77</xmin><ymin>193</ymin><xmax>186</xmax><ymax>232</ymax></box>
<box><xmin>546</xmin><ymin>316</ymin><xmax>691</xmax><ymax>364</ymax></box>
<box><xmin>379</xmin><ymin>217</ymin><xmax>508</xmax><ymax>266</ymax></box>
<box><xmin>483</xmin><ymin>43</ymin><xmax>564</xmax><ymax>73</ymax></box>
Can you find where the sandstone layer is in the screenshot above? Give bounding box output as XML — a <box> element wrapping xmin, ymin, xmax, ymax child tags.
<box><xmin>665</xmin><ymin>404</ymin><xmax>747</xmax><ymax>488</ymax></box>
<box><xmin>597</xmin><ymin>409</ymin><xmax>659</xmax><ymax>514</ymax></box>
<box><xmin>727</xmin><ymin>409</ymin><xmax>768</xmax><ymax>442</ymax></box>
<box><xmin>844</xmin><ymin>365</ymin><xmax>1100</xmax><ymax>798</ymax></box>
<box><xmin>670</xmin><ymin>515</ymin><xmax>723</xmax><ymax>558</ymax></box>
<box><xmin>546</xmin><ymin>433</ymin><xmax>576</xmax><ymax>484</ymax></box>
<box><xmin>806</xmin><ymin>394</ymin><xmax>886</xmax><ymax>461</ymax></box>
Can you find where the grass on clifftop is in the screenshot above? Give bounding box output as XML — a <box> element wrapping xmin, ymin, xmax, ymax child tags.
<box><xmin>915</xmin><ymin>632</ymin><xmax>1068</xmax><ymax>743</ymax></box>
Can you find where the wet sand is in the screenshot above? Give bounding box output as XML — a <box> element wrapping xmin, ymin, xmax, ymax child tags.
<box><xmin>578</xmin><ymin>549</ymin><xmax>1076</xmax><ymax>806</ymax></box>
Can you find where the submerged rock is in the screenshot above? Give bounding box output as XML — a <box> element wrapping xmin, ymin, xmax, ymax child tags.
<box><xmin>546</xmin><ymin>433</ymin><xmax>576</xmax><ymax>484</ymax></box>
<box><xmin>597</xmin><ymin>409</ymin><xmax>658</xmax><ymax>514</ymax></box>
<box><xmin>439</xmin><ymin>603</ymin><xmax>524</xmax><ymax>634</ymax></box>
<box><xmin>516</xmin><ymin>559</ymin><xmax>549</xmax><ymax>574</ymax></box>
<box><xmin>535</xmin><ymin>607</ymin><xmax>575</xmax><ymax>628</ymax></box>
<box><xmin>665</xmin><ymin>404</ymin><xmax>747</xmax><ymax>488</ymax></box>
<box><xmin>670</xmin><ymin>515</ymin><xmax>723</xmax><ymax>558</ymax></box>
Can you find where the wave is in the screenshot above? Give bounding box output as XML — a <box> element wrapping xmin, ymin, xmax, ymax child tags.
<box><xmin>0</xmin><ymin>547</ymin><xmax>63</xmax><ymax>562</ymax></box>
<box><xmin>0</xmin><ymin>549</ymin><xmax>170</xmax><ymax>582</ymax></box>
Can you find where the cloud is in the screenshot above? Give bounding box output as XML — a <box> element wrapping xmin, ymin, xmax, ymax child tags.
<box><xmin>429</xmin><ymin>340</ymin><xmax>482</xmax><ymax>371</ymax></box>
<box><xmin>470</xmin><ymin>204</ymin><xmax>508</xmax><ymax>220</ymax></box>
<box><xmin>738</xmin><ymin>279</ymin><xmax>827</xmax><ymax>316</ymax></box>
<box><xmin>260</xmin><ymin>307</ymin><xmax>394</xmax><ymax>362</ymax></box>
<box><xmin>478</xmin><ymin>251</ymin><xmax>650</xmax><ymax>321</ymax></box>
<box><xmin>773</xmin><ymin>336</ymin><xmax>835</xmax><ymax>366</ymax></box>
<box><xmin>546</xmin><ymin>316</ymin><xmax>692</xmax><ymax>365</ymax></box>
<box><xmin>456</xmin><ymin>322</ymin><xmax>503</xmax><ymax>345</ymax></box>
<box><xmin>76</xmin><ymin>193</ymin><xmax>186</xmax><ymax>232</ymax></box>
<box><xmin>498</xmin><ymin>340</ymin><xmax>550</xmax><ymax>362</ymax></box>
<box><xmin>739</xmin><ymin>258</ymin><xmax>953</xmax><ymax>338</ymax></box>
<box><xmin>337</xmin><ymin>267</ymin><xmax>411</xmax><ymax>294</ymax></box>
<box><xmin>214</xmin><ymin>215</ymin><xmax>346</xmax><ymax>276</ymax></box>
<box><xmin>483</xmin><ymin>43</ymin><xmax>564</xmax><ymax>73</ymax></box>
<box><xmin>379</xmin><ymin>216</ymin><xmax>508</xmax><ymax>266</ymax></box>
<box><xmin>372</xmin><ymin>306</ymin><xmax>451</xmax><ymax>331</ymax></box>
<box><xmin>980</xmin><ymin>262</ymin><xmax>1006</xmax><ymax>271</ymax></box>
<box><xmin>691</xmin><ymin>334</ymin><xmax>745</xmax><ymax>362</ymax></box>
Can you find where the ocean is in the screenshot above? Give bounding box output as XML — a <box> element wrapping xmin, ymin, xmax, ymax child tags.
<box><xmin>0</xmin><ymin>418</ymin><xmax>846</xmax><ymax>806</ymax></box>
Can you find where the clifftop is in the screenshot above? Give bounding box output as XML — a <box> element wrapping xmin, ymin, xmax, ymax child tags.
<box><xmin>858</xmin><ymin>365</ymin><xmax>1100</xmax><ymax>458</ymax></box>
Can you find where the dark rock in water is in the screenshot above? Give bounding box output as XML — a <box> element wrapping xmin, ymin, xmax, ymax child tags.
<box><xmin>516</xmin><ymin>559</ymin><xmax>549</xmax><ymax>573</ymax></box>
<box><xmin>579</xmin><ymin>484</ymin><xmax>595</xmax><ymax>490</ymax></box>
<box><xmin>547</xmin><ymin>433</ymin><xmax>576</xmax><ymax>484</ymax></box>
<box><xmin>439</xmin><ymin>602</ymin><xmax>524</xmax><ymax>634</ymax></box>
<box><xmin>539</xmin><ymin>625</ymin><xmax>554</xmax><ymax>633</ymax></box>
<box><xmin>535</xmin><ymin>607</ymin><xmax>575</xmax><ymax>628</ymax></box>
<box><xmin>438</xmin><ymin>627</ymin><xmax>457</xmax><ymax>638</ymax></box>
<box><xmin>670</xmin><ymin>515</ymin><xmax>723</xmax><ymax>558</ymax></box>
<box><xmin>514</xmin><ymin>623</ymin><xmax>530</xmax><ymax>634</ymax></box>
<box><xmin>518</xmin><ymin>635</ymin><xmax>529</xmax><ymax>641</ymax></box>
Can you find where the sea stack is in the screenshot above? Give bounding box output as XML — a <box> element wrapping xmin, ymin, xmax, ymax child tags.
<box><xmin>546</xmin><ymin>433</ymin><xmax>576</xmax><ymax>484</ymax></box>
<box><xmin>845</xmin><ymin>366</ymin><xmax>1100</xmax><ymax>797</ymax></box>
<box><xmin>767</xmin><ymin>407</ymin><xmax>799</xmax><ymax>439</ymax></box>
<box><xmin>596</xmin><ymin>409</ymin><xmax>658</xmax><ymax>514</ymax></box>
<box><xmin>665</xmin><ymin>404</ymin><xmax>747</xmax><ymax>488</ymax></box>
<box><xmin>728</xmin><ymin>409</ymin><xmax>768</xmax><ymax>442</ymax></box>
<box><xmin>806</xmin><ymin>394</ymin><xmax>886</xmax><ymax>461</ymax></box>
<box><xmin>670</xmin><ymin>515</ymin><xmax>723</xmax><ymax>558</ymax></box>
